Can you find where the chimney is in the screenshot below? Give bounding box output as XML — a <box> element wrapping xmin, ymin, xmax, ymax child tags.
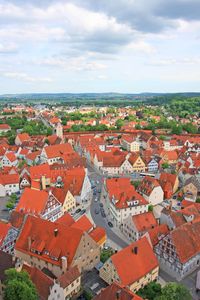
<box><xmin>61</xmin><ymin>256</ymin><xmax>67</xmax><ymax>271</ymax></box>
<box><xmin>116</xmin><ymin>290</ymin><xmax>121</xmax><ymax>300</ymax></box>
<box><xmin>54</xmin><ymin>228</ymin><xmax>58</xmax><ymax>237</ymax></box>
<box><xmin>133</xmin><ymin>246</ymin><xmax>138</xmax><ymax>255</ymax></box>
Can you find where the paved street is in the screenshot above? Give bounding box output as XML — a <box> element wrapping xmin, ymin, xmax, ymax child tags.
<box><xmin>86</xmin><ymin>162</ymin><xmax>199</xmax><ymax>299</ymax></box>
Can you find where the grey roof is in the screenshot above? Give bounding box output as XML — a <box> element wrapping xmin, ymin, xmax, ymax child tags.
<box><xmin>184</xmin><ymin>176</ymin><xmax>200</xmax><ymax>191</ymax></box>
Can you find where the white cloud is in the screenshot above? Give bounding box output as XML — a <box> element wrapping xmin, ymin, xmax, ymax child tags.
<box><xmin>38</xmin><ymin>56</ymin><xmax>107</xmax><ymax>71</ymax></box>
<box><xmin>2</xmin><ymin>72</ymin><xmax>52</xmax><ymax>83</ymax></box>
<box><xmin>0</xmin><ymin>42</ymin><xmax>18</xmax><ymax>53</ymax></box>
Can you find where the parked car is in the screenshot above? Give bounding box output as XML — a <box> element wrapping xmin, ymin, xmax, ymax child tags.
<box><xmin>108</xmin><ymin>221</ymin><xmax>113</xmax><ymax>227</ymax></box>
<box><xmin>99</xmin><ymin>203</ymin><xmax>103</xmax><ymax>207</ymax></box>
<box><xmin>101</xmin><ymin>211</ymin><xmax>106</xmax><ymax>218</ymax></box>
<box><xmin>75</xmin><ymin>208</ymin><xmax>81</xmax><ymax>214</ymax></box>
<box><xmin>95</xmin><ymin>208</ymin><xmax>99</xmax><ymax>214</ymax></box>
<box><xmin>80</xmin><ymin>209</ymin><xmax>86</xmax><ymax>215</ymax></box>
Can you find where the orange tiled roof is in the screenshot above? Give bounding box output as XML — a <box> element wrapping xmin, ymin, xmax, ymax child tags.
<box><xmin>15</xmin><ymin>188</ymin><xmax>49</xmax><ymax>215</ymax></box>
<box><xmin>17</xmin><ymin>133</ymin><xmax>30</xmax><ymax>142</ymax></box>
<box><xmin>106</xmin><ymin>178</ymin><xmax>148</xmax><ymax>209</ymax></box>
<box><xmin>0</xmin><ymin>221</ymin><xmax>11</xmax><ymax>246</ymax></box>
<box><xmin>132</xmin><ymin>212</ymin><xmax>157</xmax><ymax>233</ymax></box>
<box><xmin>15</xmin><ymin>215</ymin><xmax>84</xmax><ymax>267</ymax></box>
<box><xmin>111</xmin><ymin>237</ymin><xmax>158</xmax><ymax>286</ymax></box>
<box><xmin>147</xmin><ymin>224</ymin><xmax>169</xmax><ymax>247</ymax></box>
<box><xmin>93</xmin><ymin>282</ymin><xmax>143</xmax><ymax>300</ymax></box>
<box><xmin>23</xmin><ymin>264</ymin><xmax>53</xmax><ymax>300</ymax></box>
<box><xmin>71</xmin><ymin>215</ymin><xmax>93</xmax><ymax>232</ymax></box>
<box><xmin>44</xmin><ymin>143</ymin><xmax>73</xmax><ymax>159</ymax></box>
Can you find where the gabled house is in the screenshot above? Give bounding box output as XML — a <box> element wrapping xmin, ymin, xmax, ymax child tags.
<box><xmin>40</xmin><ymin>143</ymin><xmax>74</xmax><ymax>165</ymax></box>
<box><xmin>0</xmin><ymin>174</ymin><xmax>20</xmax><ymax>197</ymax></box>
<box><xmin>137</xmin><ymin>176</ymin><xmax>164</xmax><ymax>205</ymax></box>
<box><xmin>183</xmin><ymin>176</ymin><xmax>200</xmax><ymax>202</ymax></box>
<box><xmin>128</xmin><ymin>154</ymin><xmax>146</xmax><ymax>173</ymax></box>
<box><xmin>102</xmin><ymin>178</ymin><xmax>148</xmax><ymax>227</ymax></box>
<box><xmin>155</xmin><ymin>220</ymin><xmax>200</xmax><ymax>279</ymax></box>
<box><xmin>100</xmin><ymin>237</ymin><xmax>159</xmax><ymax>293</ymax></box>
<box><xmin>15</xmin><ymin>215</ymin><xmax>101</xmax><ymax>277</ymax></box>
<box><xmin>123</xmin><ymin>211</ymin><xmax>157</xmax><ymax>242</ymax></box>
<box><xmin>93</xmin><ymin>282</ymin><xmax>143</xmax><ymax>300</ymax></box>
<box><xmin>15</xmin><ymin>133</ymin><xmax>30</xmax><ymax>146</ymax></box>
<box><xmin>15</xmin><ymin>188</ymin><xmax>62</xmax><ymax>222</ymax></box>
<box><xmin>1</xmin><ymin>152</ymin><xmax>18</xmax><ymax>167</ymax></box>
<box><xmin>159</xmin><ymin>173</ymin><xmax>179</xmax><ymax>199</ymax></box>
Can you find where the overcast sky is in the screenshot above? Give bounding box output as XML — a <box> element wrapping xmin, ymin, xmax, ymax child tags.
<box><xmin>0</xmin><ymin>0</ymin><xmax>200</xmax><ymax>94</ymax></box>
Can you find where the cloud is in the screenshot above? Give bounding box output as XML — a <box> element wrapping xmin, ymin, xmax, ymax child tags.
<box><xmin>0</xmin><ymin>42</ymin><xmax>18</xmax><ymax>53</ymax></box>
<box><xmin>2</xmin><ymin>72</ymin><xmax>52</xmax><ymax>83</ymax></box>
<box><xmin>38</xmin><ymin>56</ymin><xmax>107</xmax><ymax>71</ymax></box>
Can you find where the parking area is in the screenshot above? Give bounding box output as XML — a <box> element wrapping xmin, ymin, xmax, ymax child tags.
<box><xmin>82</xmin><ymin>269</ymin><xmax>108</xmax><ymax>297</ymax></box>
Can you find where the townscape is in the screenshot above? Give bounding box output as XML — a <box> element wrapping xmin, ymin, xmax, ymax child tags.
<box><xmin>0</xmin><ymin>97</ymin><xmax>199</xmax><ymax>300</ymax></box>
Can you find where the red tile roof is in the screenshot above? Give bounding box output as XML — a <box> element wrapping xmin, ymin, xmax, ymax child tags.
<box><xmin>0</xmin><ymin>221</ymin><xmax>11</xmax><ymax>246</ymax></box>
<box><xmin>17</xmin><ymin>133</ymin><xmax>30</xmax><ymax>143</ymax></box>
<box><xmin>89</xmin><ymin>227</ymin><xmax>106</xmax><ymax>244</ymax></box>
<box><xmin>106</xmin><ymin>178</ymin><xmax>148</xmax><ymax>209</ymax></box>
<box><xmin>132</xmin><ymin>212</ymin><xmax>157</xmax><ymax>233</ymax></box>
<box><xmin>111</xmin><ymin>237</ymin><xmax>158</xmax><ymax>286</ymax></box>
<box><xmin>23</xmin><ymin>264</ymin><xmax>53</xmax><ymax>300</ymax></box>
<box><xmin>5</xmin><ymin>152</ymin><xmax>17</xmax><ymax>162</ymax></box>
<box><xmin>15</xmin><ymin>188</ymin><xmax>49</xmax><ymax>215</ymax></box>
<box><xmin>15</xmin><ymin>215</ymin><xmax>84</xmax><ymax>267</ymax></box>
<box><xmin>94</xmin><ymin>283</ymin><xmax>143</xmax><ymax>300</ymax></box>
<box><xmin>170</xmin><ymin>220</ymin><xmax>200</xmax><ymax>264</ymax></box>
<box><xmin>56</xmin><ymin>213</ymin><xmax>75</xmax><ymax>227</ymax></box>
<box><xmin>44</xmin><ymin>143</ymin><xmax>74</xmax><ymax>159</ymax></box>
<box><xmin>71</xmin><ymin>215</ymin><xmax>93</xmax><ymax>232</ymax></box>
<box><xmin>0</xmin><ymin>173</ymin><xmax>19</xmax><ymax>185</ymax></box>
<box><xmin>147</xmin><ymin>224</ymin><xmax>169</xmax><ymax>247</ymax></box>
<box><xmin>137</xmin><ymin>176</ymin><xmax>160</xmax><ymax>197</ymax></box>
<box><xmin>30</xmin><ymin>163</ymin><xmax>51</xmax><ymax>180</ymax></box>
<box><xmin>58</xmin><ymin>265</ymin><xmax>80</xmax><ymax>288</ymax></box>
<box><xmin>0</xmin><ymin>124</ymin><xmax>11</xmax><ymax>130</ymax></box>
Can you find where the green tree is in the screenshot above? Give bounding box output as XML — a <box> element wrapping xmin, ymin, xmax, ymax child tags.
<box><xmin>162</xmin><ymin>162</ymin><xmax>169</xmax><ymax>169</ymax></box>
<box><xmin>148</xmin><ymin>204</ymin><xmax>154</xmax><ymax>212</ymax></box>
<box><xmin>4</xmin><ymin>269</ymin><xmax>38</xmax><ymax>300</ymax></box>
<box><xmin>155</xmin><ymin>282</ymin><xmax>192</xmax><ymax>300</ymax></box>
<box><xmin>115</xmin><ymin>119</ymin><xmax>125</xmax><ymax>129</ymax></box>
<box><xmin>137</xmin><ymin>282</ymin><xmax>162</xmax><ymax>300</ymax></box>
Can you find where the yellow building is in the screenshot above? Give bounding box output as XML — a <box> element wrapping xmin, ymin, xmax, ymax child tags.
<box><xmin>128</xmin><ymin>154</ymin><xmax>146</xmax><ymax>173</ymax></box>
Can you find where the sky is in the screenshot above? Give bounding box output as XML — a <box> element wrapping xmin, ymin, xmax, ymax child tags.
<box><xmin>0</xmin><ymin>0</ymin><xmax>200</xmax><ymax>94</ymax></box>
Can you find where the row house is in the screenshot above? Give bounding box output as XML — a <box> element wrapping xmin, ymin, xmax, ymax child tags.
<box><xmin>15</xmin><ymin>215</ymin><xmax>102</xmax><ymax>277</ymax></box>
<box><xmin>15</xmin><ymin>187</ymin><xmax>62</xmax><ymax>222</ymax></box>
<box><xmin>128</xmin><ymin>154</ymin><xmax>146</xmax><ymax>173</ymax></box>
<box><xmin>100</xmin><ymin>237</ymin><xmax>159</xmax><ymax>293</ymax></box>
<box><xmin>102</xmin><ymin>178</ymin><xmax>148</xmax><ymax>227</ymax></box>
